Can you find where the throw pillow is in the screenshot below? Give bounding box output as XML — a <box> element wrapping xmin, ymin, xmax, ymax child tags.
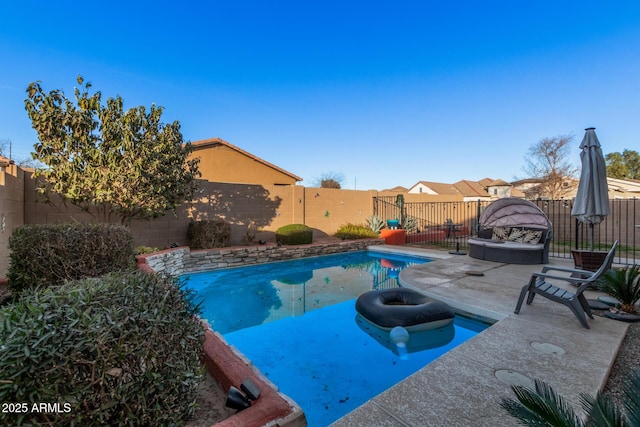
<box><xmin>492</xmin><ymin>227</ymin><xmax>511</xmax><ymax>240</ymax></box>
<box><xmin>507</xmin><ymin>228</ymin><xmax>544</xmax><ymax>244</ymax></box>
<box><xmin>507</xmin><ymin>228</ymin><xmax>526</xmax><ymax>242</ymax></box>
<box><xmin>522</xmin><ymin>229</ymin><xmax>543</xmax><ymax>244</ymax></box>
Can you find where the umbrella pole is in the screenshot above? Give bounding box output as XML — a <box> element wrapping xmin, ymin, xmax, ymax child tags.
<box><xmin>589</xmin><ymin>223</ymin><xmax>594</xmax><ymax>251</ymax></box>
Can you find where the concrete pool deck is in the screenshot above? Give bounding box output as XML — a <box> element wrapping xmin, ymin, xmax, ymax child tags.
<box><xmin>331</xmin><ymin>245</ymin><xmax>629</xmax><ymax>426</ymax></box>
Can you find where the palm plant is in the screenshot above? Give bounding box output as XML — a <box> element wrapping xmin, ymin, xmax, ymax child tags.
<box><xmin>500</xmin><ymin>368</ymin><xmax>640</xmax><ymax>426</ymax></box>
<box><xmin>597</xmin><ymin>265</ymin><xmax>640</xmax><ymax>314</ymax></box>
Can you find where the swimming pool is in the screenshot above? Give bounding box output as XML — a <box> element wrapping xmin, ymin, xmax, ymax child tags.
<box><xmin>182</xmin><ymin>251</ymin><xmax>490</xmax><ymax>426</ymax></box>
<box><xmin>183</xmin><ymin>250</ymin><xmax>428</xmax><ymax>334</ymax></box>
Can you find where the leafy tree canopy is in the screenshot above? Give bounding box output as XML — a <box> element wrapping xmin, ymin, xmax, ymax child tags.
<box><xmin>25</xmin><ymin>75</ymin><xmax>200</xmax><ymax>224</ymax></box>
<box><xmin>606</xmin><ymin>149</ymin><xmax>640</xmax><ymax>180</ymax></box>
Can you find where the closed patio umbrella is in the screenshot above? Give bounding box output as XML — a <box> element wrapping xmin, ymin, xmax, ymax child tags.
<box><xmin>571</xmin><ymin>127</ymin><xmax>610</xmax><ymax>250</ymax></box>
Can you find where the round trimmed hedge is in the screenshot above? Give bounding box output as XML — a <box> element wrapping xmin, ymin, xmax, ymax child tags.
<box><xmin>335</xmin><ymin>223</ymin><xmax>380</xmax><ymax>239</ymax></box>
<box><xmin>0</xmin><ymin>271</ymin><xmax>204</xmax><ymax>426</ymax></box>
<box><xmin>276</xmin><ymin>224</ymin><xmax>313</xmax><ymax>245</ymax></box>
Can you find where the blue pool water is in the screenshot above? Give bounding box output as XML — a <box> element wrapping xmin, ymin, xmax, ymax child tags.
<box><xmin>183</xmin><ymin>251</ymin><xmax>429</xmax><ymax>334</ymax></box>
<box><xmin>182</xmin><ymin>251</ymin><xmax>490</xmax><ymax>426</ymax></box>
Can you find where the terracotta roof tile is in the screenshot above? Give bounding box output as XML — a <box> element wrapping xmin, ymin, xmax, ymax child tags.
<box><xmin>488</xmin><ymin>179</ymin><xmax>511</xmax><ymax>186</ymax></box>
<box><xmin>413</xmin><ymin>181</ymin><xmax>461</xmax><ymax>195</ymax></box>
<box><xmin>453</xmin><ymin>180</ymin><xmax>489</xmax><ymax>197</ymax></box>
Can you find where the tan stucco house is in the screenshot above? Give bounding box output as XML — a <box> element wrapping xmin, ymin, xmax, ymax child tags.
<box><xmin>189</xmin><ymin>138</ymin><xmax>302</xmax><ymax>186</ymax></box>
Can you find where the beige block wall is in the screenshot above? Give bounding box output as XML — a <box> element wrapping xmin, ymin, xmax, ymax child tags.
<box><xmin>192</xmin><ymin>144</ymin><xmax>298</xmax><ymax>185</ymax></box>
<box><xmin>0</xmin><ymin>164</ymin><xmax>25</xmax><ymax>276</ymax></box>
<box><xmin>302</xmin><ymin>187</ymin><xmax>378</xmax><ymax>237</ymax></box>
<box><xmin>21</xmin><ymin>174</ymin><xmax>470</xmax><ymax>252</ymax></box>
<box><xmin>0</xmin><ymin>168</ymin><xmax>498</xmax><ymax>279</ymax></box>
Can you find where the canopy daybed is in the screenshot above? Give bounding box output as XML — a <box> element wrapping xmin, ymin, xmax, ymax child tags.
<box><xmin>468</xmin><ymin>198</ymin><xmax>553</xmax><ymax>264</ymax></box>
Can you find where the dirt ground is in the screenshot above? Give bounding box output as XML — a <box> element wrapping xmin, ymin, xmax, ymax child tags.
<box><xmin>186</xmin><ymin>372</ymin><xmax>236</xmax><ymax>426</ymax></box>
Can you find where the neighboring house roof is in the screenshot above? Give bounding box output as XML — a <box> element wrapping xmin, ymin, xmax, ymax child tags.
<box><xmin>511</xmin><ymin>178</ymin><xmax>542</xmax><ymax>186</ymax></box>
<box><xmin>0</xmin><ymin>156</ymin><xmax>11</xmax><ymax>167</ymax></box>
<box><xmin>488</xmin><ymin>179</ymin><xmax>511</xmax><ymax>187</ymax></box>
<box><xmin>453</xmin><ymin>180</ymin><xmax>490</xmax><ymax>198</ymax></box>
<box><xmin>510</xmin><ymin>187</ymin><xmax>526</xmax><ymax>198</ymax></box>
<box><xmin>607</xmin><ymin>177</ymin><xmax>640</xmax><ymax>194</ymax></box>
<box><xmin>410</xmin><ymin>176</ymin><xmax>640</xmax><ymax>200</ymax></box>
<box><xmin>477</xmin><ymin>177</ymin><xmax>497</xmax><ymax>187</ymax></box>
<box><xmin>409</xmin><ymin>181</ymin><xmax>461</xmax><ymax>195</ymax></box>
<box><xmin>190</xmin><ymin>137</ymin><xmax>302</xmax><ymax>182</ymax></box>
<box><xmin>383</xmin><ymin>186</ymin><xmax>409</xmax><ymax>192</ymax></box>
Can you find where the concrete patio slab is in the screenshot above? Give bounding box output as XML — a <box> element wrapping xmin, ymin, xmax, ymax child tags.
<box><xmin>331</xmin><ymin>245</ymin><xmax>629</xmax><ymax>427</ymax></box>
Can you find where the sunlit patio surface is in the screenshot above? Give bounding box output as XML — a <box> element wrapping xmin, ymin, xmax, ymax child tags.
<box><xmin>331</xmin><ymin>245</ymin><xmax>628</xmax><ymax>426</ymax></box>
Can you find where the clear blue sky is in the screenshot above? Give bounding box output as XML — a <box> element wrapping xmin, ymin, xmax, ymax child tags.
<box><xmin>1</xmin><ymin>1</ymin><xmax>639</xmax><ymax>190</ymax></box>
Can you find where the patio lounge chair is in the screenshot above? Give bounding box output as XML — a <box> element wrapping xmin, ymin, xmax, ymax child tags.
<box><xmin>514</xmin><ymin>241</ymin><xmax>618</xmax><ymax>329</ymax></box>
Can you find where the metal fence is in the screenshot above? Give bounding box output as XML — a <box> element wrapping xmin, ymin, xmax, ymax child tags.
<box><xmin>372</xmin><ymin>196</ymin><xmax>640</xmax><ymax>266</ymax></box>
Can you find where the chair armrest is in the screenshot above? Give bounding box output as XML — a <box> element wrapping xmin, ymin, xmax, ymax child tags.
<box><xmin>541</xmin><ymin>266</ymin><xmax>591</xmax><ymax>275</ymax></box>
<box><xmin>532</xmin><ymin>271</ymin><xmax>596</xmax><ymax>285</ymax></box>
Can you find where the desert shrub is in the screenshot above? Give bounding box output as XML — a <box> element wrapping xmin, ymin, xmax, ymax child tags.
<box><xmin>7</xmin><ymin>223</ymin><xmax>134</xmax><ymax>294</ymax></box>
<box><xmin>402</xmin><ymin>216</ymin><xmax>418</xmax><ymax>233</ymax></box>
<box><xmin>365</xmin><ymin>215</ymin><xmax>385</xmax><ymax>233</ymax></box>
<box><xmin>242</xmin><ymin>221</ymin><xmax>259</xmax><ymax>244</ymax></box>
<box><xmin>335</xmin><ymin>223</ymin><xmax>380</xmax><ymax>239</ymax></box>
<box><xmin>276</xmin><ymin>224</ymin><xmax>313</xmax><ymax>245</ymax></box>
<box><xmin>134</xmin><ymin>245</ymin><xmax>162</xmax><ymax>255</ymax></box>
<box><xmin>187</xmin><ymin>219</ymin><xmax>231</xmax><ymax>249</ymax></box>
<box><xmin>0</xmin><ymin>271</ymin><xmax>204</xmax><ymax>427</ymax></box>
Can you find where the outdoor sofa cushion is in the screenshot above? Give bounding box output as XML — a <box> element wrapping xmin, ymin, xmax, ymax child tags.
<box><xmin>468</xmin><ymin>239</ymin><xmax>544</xmax><ymax>251</ymax></box>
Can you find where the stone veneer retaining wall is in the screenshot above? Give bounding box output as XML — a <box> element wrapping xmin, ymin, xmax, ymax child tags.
<box><xmin>136</xmin><ymin>238</ymin><xmax>385</xmax><ymax>276</ymax></box>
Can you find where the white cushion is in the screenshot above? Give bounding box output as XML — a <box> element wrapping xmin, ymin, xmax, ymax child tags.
<box><xmin>468</xmin><ymin>239</ymin><xmax>543</xmax><ymax>251</ymax></box>
<box><xmin>486</xmin><ymin>241</ymin><xmax>543</xmax><ymax>251</ymax></box>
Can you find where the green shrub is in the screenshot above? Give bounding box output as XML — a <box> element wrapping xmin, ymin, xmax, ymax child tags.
<box><xmin>7</xmin><ymin>223</ymin><xmax>134</xmax><ymax>294</ymax></box>
<box><xmin>0</xmin><ymin>271</ymin><xmax>204</xmax><ymax>426</ymax></box>
<box><xmin>187</xmin><ymin>219</ymin><xmax>231</xmax><ymax>249</ymax></box>
<box><xmin>335</xmin><ymin>223</ymin><xmax>380</xmax><ymax>239</ymax></box>
<box><xmin>276</xmin><ymin>224</ymin><xmax>313</xmax><ymax>245</ymax></box>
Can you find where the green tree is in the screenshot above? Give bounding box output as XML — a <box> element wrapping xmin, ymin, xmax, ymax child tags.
<box><xmin>24</xmin><ymin>76</ymin><xmax>200</xmax><ymax>224</ymax></box>
<box><xmin>606</xmin><ymin>149</ymin><xmax>640</xmax><ymax>179</ymax></box>
<box><xmin>523</xmin><ymin>135</ymin><xmax>577</xmax><ymax>199</ymax></box>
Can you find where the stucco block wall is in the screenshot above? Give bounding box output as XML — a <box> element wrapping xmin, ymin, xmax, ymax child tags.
<box><xmin>22</xmin><ymin>172</ymin><xmax>466</xmax><ymax>251</ymax></box>
<box><xmin>0</xmin><ymin>164</ymin><xmax>25</xmax><ymax>276</ymax></box>
<box><xmin>6</xmin><ymin>169</ymin><xmax>470</xmax><ymax>278</ymax></box>
<box><xmin>191</xmin><ymin>142</ymin><xmax>298</xmax><ymax>186</ymax></box>
<box><xmin>302</xmin><ymin>187</ymin><xmax>377</xmax><ymax>237</ymax></box>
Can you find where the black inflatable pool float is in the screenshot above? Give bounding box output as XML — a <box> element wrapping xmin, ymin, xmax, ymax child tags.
<box><xmin>355</xmin><ymin>288</ymin><xmax>454</xmax><ymax>331</ymax></box>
